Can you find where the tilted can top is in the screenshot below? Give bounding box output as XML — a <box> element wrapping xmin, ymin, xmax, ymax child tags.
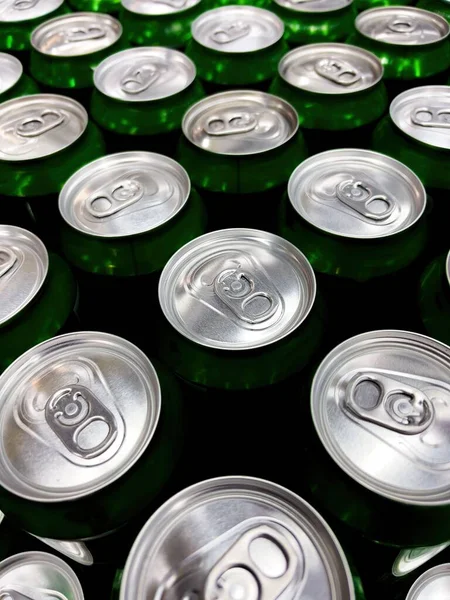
<box><xmin>392</xmin><ymin>542</ymin><xmax>450</xmax><ymax>577</ymax></box>
<box><xmin>0</xmin><ymin>94</ymin><xmax>88</xmax><ymax>162</ymax></box>
<box><xmin>29</xmin><ymin>535</ymin><xmax>94</xmax><ymax>565</ymax></box>
<box><xmin>31</xmin><ymin>12</ymin><xmax>122</xmax><ymax>57</ymax></box>
<box><xmin>182</xmin><ymin>91</ymin><xmax>298</xmax><ymax>156</ymax></box>
<box><xmin>446</xmin><ymin>250</ymin><xmax>450</xmax><ymax>287</ymax></box>
<box><xmin>0</xmin><ymin>0</ymin><xmax>64</xmax><ymax>23</ymax></box>
<box><xmin>94</xmin><ymin>47</ymin><xmax>196</xmax><ymax>102</ymax></box>
<box><xmin>0</xmin><ymin>53</ymin><xmax>22</xmax><ymax>96</ymax></box>
<box><xmin>59</xmin><ymin>152</ymin><xmax>191</xmax><ymax>238</ymax></box>
<box><xmin>391</xmin><ymin>86</ymin><xmax>450</xmax><ymax>151</ymax></box>
<box><xmin>0</xmin><ymin>225</ymin><xmax>48</xmax><ymax>327</ymax></box>
<box><xmin>288</xmin><ymin>149</ymin><xmax>426</xmax><ymax>239</ymax></box>
<box><xmin>0</xmin><ymin>331</ymin><xmax>161</xmax><ymax>502</ymax></box>
<box><xmin>273</xmin><ymin>0</ymin><xmax>352</xmax><ymax>14</ymax></box>
<box><xmin>121</xmin><ymin>0</ymin><xmax>202</xmax><ymax>16</ymax></box>
<box><xmin>278</xmin><ymin>43</ymin><xmax>383</xmax><ymax>95</ymax></box>
<box><xmin>0</xmin><ymin>552</ymin><xmax>84</xmax><ymax>600</ymax></box>
<box><xmin>407</xmin><ymin>564</ymin><xmax>450</xmax><ymax>600</ymax></box>
<box><xmin>191</xmin><ymin>6</ymin><xmax>284</xmax><ymax>53</ymax></box>
<box><xmin>159</xmin><ymin>229</ymin><xmax>316</xmax><ymax>351</ymax></box>
<box><xmin>120</xmin><ymin>476</ymin><xmax>355</xmax><ymax>600</ymax></box>
<box><xmin>355</xmin><ymin>7</ymin><xmax>449</xmax><ymax>46</ymax></box>
<box><xmin>312</xmin><ymin>330</ymin><xmax>450</xmax><ymax>505</ymax></box>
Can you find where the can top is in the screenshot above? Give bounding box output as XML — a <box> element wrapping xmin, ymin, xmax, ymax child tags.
<box><xmin>191</xmin><ymin>6</ymin><xmax>284</xmax><ymax>53</ymax></box>
<box><xmin>182</xmin><ymin>90</ymin><xmax>298</xmax><ymax>156</ymax></box>
<box><xmin>31</xmin><ymin>536</ymin><xmax>94</xmax><ymax>566</ymax></box>
<box><xmin>94</xmin><ymin>47</ymin><xmax>196</xmax><ymax>102</ymax></box>
<box><xmin>0</xmin><ymin>94</ymin><xmax>88</xmax><ymax>162</ymax></box>
<box><xmin>446</xmin><ymin>250</ymin><xmax>450</xmax><ymax>287</ymax></box>
<box><xmin>0</xmin><ymin>331</ymin><xmax>161</xmax><ymax>502</ymax></box>
<box><xmin>31</xmin><ymin>12</ymin><xmax>122</xmax><ymax>57</ymax></box>
<box><xmin>356</xmin><ymin>6</ymin><xmax>449</xmax><ymax>46</ymax></box>
<box><xmin>278</xmin><ymin>43</ymin><xmax>383</xmax><ymax>95</ymax></box>
<box><xmin>0</xmin><ymin>0</ymin><xmax>64</xmax><ymax>23</ymax></box>
<box><xmin>120</xmin><ymin>476</ymin><xmax>355</xmax><ymax>600</ymax></box>
<box><xmin>288</xmin><ymin>149</ymin><xmax>426</xmax><ymax>239</ymax></box>
<box><xmin>0</xmin><ymin>53</ymin><xmax>22</xmax><ymax>96</ymax></box>
<box><xmin>407</xmin><ymin>564</ymin><xmax>450</xmax><ymax>600</ymax></box>
<box><xmin>312</xmin><ymin>330</ymin><xmax>450</xmax><ymax>505</ymax></box>
<box><xmin>392</xmin><ymin>542</ymin><xmax>450</xmax><ymax>577</ymax></box>
<box><xmin>59</xmin><ymin>152</ymin><xmax>191</xmax><ymax>238</ymax></box>
<box><xmin>0</xmin><ymin>226</ymin><xmax>48</xmax><ymax>327</ymax></box>
<box><xmin>121</xmin><ymin>0</ymin><xmax>201</xmax><ymax>16</ymax></box>
<box><xmin>0</xmin><ymin>552</ymin><xmax>84</xmax><ymax>600</ymax></box>
<box><xmin>390</xmin><ymin>86</ymin><xmax>450</xmax><ymax>151</ymax></box>
<box><xmin>274</xmin><ymin>0</ymin><xmax>352</xmax><ymax>14</ymax></box>
<box><xmin>159</xmin><ymin>229</ymin><xmax>316</xmax><ymax>351</ymax></box>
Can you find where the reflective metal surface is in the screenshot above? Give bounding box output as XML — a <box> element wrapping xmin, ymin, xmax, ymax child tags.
<box><xmin>279</xmin><ymin>43</ymin><xmax>383</xmax><ymax>95</ymax></box>
<box><xmin>31</xmin><ymin>12</ymin><xmax>122</xmax><ymax>57</ymax></box>
<box><xmin>59</xmin><ymin>152</ymin><xmax>191</xmax><ymax>237</ymax></box>
<box><xmin>312</xmin><ymin>330</ymin><xmax>450</xmax><ymax>504</ymax></box>
<box><xmin>159</xmin><ymin>229</ymin><xmax>316</xmax><ymax>351</ymax></box>
<box><xmin>446</xmin><ymin>250</ymin><xmax>450</xmax><ymax>287</ymax></box>
<box><xmin>273</xmin><ymin>0</ymin><xmax>352</xmax><ymax>14</ymax></box>
<box><xmin>392</xmin><ymin>542</ymin><xmax>450</xmax><ymax>577</ymax></box>
<box><xmin>0</xmin><ymin>332</ymin><xmax>160</xmax><ymax>502</ymax></box>
<box><xmin>0</xmin><ymin>0</ymin><xmax>64</xmax><ymax>23</ymax></box>
<box><xmin>182</xmin><ymin>90</ymin><xmax>298</xmax><ymax>156</ymax></box>
<box><xmin>120</xmin><ymin>476</ymin><xmax>355</xmax><ymax>600</ymax></box>
<box><xmin>0</xmin><ymin>94</ymin><xmax>88</xmax><ymax>161</ymax></box>
<box><xmin>288</xmin><ymin>149</ymin><xmax>426</xmax><ymax>239</ymax></box>
<box><xmin>0</xmin><ymin>53</ymin><xmax>22</xmax><ymax>95</ymax></box>
<box><xmin>121</xmin><ymin>0</ymin><xmax>201</xmax><ymax>16</ymax></box>
<box><xmin>94</xmin><ymin>46</ymin><xmax>196</xmax><ymax>101</ymax></box>
<box><xmin>29</xmin><ymin>536</ymin><xmax>94</xmax><ymax>566</ymax></box>
<box><xmin>407</xmin><ymin>564</ymin><xmax>450</xmax><ymax>600</ymax></box>
<box><xmin>391</xmin><ymin>86</ymin><xmax>450</xmax><ymax>151</ymax></box>
<box><xmin>356</xmin><ymin>7</ymin><xmax>449</xmax><ymax>45</ymax></box>
<box><xmin>191</xmin><ymin>6</ymin><xmax>284</xmax><ymax>53</ymax></box>
<box><xmin>0</xmin><ymin>225</ymin><xmax>48</xmax><ymax>327</ymax></box>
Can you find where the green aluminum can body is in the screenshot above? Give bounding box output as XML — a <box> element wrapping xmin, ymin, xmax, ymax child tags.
<box><xmin>206</xmin><ymin>0</ymin><xmax>269</xmax><ymax>6</ymax></box>
<box><xmin>355</xmin><ymin>0</ymin><xmax>411</xmax><ymax>14</ymax></box>
<box><xmin>417</xmin><ymin>0</ymin><xmax>450</xmax><ymax>23</ymax></box>
<box><xmin>419</xmin><ymin>252</ymin><xmax>450</xmax><ymax>347</ymax></box>
<box><xmin>68</xmin><ymin>0</ymin><xmax>120</xmax><ymax>13</ymax></box>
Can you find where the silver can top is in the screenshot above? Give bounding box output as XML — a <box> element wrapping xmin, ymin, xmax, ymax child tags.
<box><xmin>0</xmin><ymin>332</ymin><xmax>160</xmax><ymax>502</ymax></box>
<box><xmin>0</xmin><ymin>94</ymin><xmax>88</xmax><ymax>162</ymax></box>
<box><xmin>30</xmin><ymin>535</ymin><xmax>94</xmax><ymax>566</ymax></box>
<box><xmin>31</xmin><ymin>12</ymin><xmax>122</xmax><ymax>57</ymax></box>
<box><xmin>59</xmin><ymin>152</ymin><xmax>191</xmax><ymax>238</ymax></box>
<box><xmin>120</xmin><ymin>476</ymin><xmax>355</xmax><ymax>600</ymax></box>
<box><xmin>392</xmin><ymin>542</ymin><xmax>450</xmax><ymax>577</ymax></box>
<box><xmin>182</xmin><ymin>90</ymin><xmax>298</xmax><ymax>156</ymax></box>
<box><xmin>356</xmin><ymin>7</ymin><xmax>449</xmax><ymax>46</ymax></box>
<box><xmin>0</xmin><ymin>225</ymin><xmax>48</xmax><ymax>327</ymax></box>
<box><xmin>159</xmin><ymin>229</ymin><xmax>316</xmax><ymax>351</ymax></box>
<box><xmin>94</xmin><ymin>47</ymin><xmax>196</xmax><ymax>102</ymax></box>
<box><xmin>279</xmin><ymin>43</ymin><xmax>383</xmax><ymax>95</ymax></box>
<box><xmin>446</xmin><ymin>250</ymin><xmax>450</xmax><ymax>287</ymax></box>
<box><xmin>407</xmin><ymin>564</ymin><xmax>450</xmax><ymax>600</ymax></box>
<box><xmin>312</xmin><ymin>330</ymin><xmax>450</xmax><ymax>505</ymax></box>
<box><xmin>121</xmin><ymin>0</ymin><xmax>201</xmax><ymax>16</ymax></box>
<box><xmin>0</xmin><ymin>0</ymin><xmax>63</xmax><ymax>23</ymax></box>
<box><xmin>191</xmin><ymin>6</ymin><xmax>284</xmax><ymax>53</ymax></box>
<box><xmin>0</xmin><ymin>53</ymin><xmax>22</xmax><ymax>96</ymax></box>
<box><xmin>0</xmin><ymin>552</ymin><xmax>84</xmax><ymax>600</ymax></box>
<box><xmin>391</xmin><ymin>86</ymin><xmax>450</xmax><ymax>151</ymax></box>
<box><xmin>288</xmin><ymin>149</ymin><xmax>426</xmax><ymax>239</ymax></box>
<box><xmin>273</xmin><ymin>0</ymin><xmax>352</xmax><ymax>14</ymax></box>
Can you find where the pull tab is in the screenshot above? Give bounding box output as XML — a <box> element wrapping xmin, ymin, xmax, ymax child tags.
<box><xmin>204</xmin><ymin>526</ymin><xmax>297</xmax><ymax>600</ymax></box>
<box><xmin>386</xmin><ymin>18</ymin><xmax>417</xmax><ymax>34</ymax></box>
<box><xmin>314</xmin><ymin>58</ymin><xmax>361</xmax><ymax>86</ymax></box>
<box><xmin>204</xmin><ymin>112</ymin><xmax>258</xmax><ymax>136</ymax></box>
<box><xmin>12</xmin><ymin>0</ymin><xmax>40</xmax><ymax>10</ymax></box>
<box><xmin>210</xmin><ymin>22</ymin><xmax>251</xmax><ymax>44</ymax></box>
<box><xmin>151</xmin><ymin>0</ymin><xmax>188</xmax><ymax>6</ymax></box>
<box><xmin>64</xmin><ymin>26</ymin><xmax>106</xmax><ymax>43</ymax></box>
<box><xmin>0</xmin><ymin>247</ymin><xmax>17</xmax><ymax>279</ymax></box>
<box><xmin>45</xmin><ymin>384</ymin><xmax>118</xmax><ymax>459</ymax></box>
<box><xmin>86</xmin><ymin>177</ymin><xmax>144</xmax><ymax>218</ymax></box>
<box><xmin>120</xmin><ymin>64</ymin><xmax>161</xmax><ymax>95</ymax></box>
<box><xmin>214</xmin><ymin>267</ymin><xmax>280</xmax><ymax>324</ymax></box>
<box><xmin>336</xmin><ymin>179</ymin><xmax>395</xmax><ymax>221</ymax></box>
<box><xmin>0</xmin><ymin>585</ymin><xmax>68</xmax><ymax>600</ymax></box>
<box><xmin>15</xmin><ymin>110</ymin><xmax>64</xmax><ymax>139</ymax></box>
<box><xmin>411</xmin><ymin>106</ymin><xmax>450</xmax><ymax>129</ymax></box>
<box><xmin>344</xmin><ymin>372</ymin><xmax>434</xmax><ymax>434</ymax></box>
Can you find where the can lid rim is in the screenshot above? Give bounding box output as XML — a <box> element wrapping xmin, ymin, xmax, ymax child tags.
<box><xmin>0</xmin><ymin>53</ymin><xmax>23</xmax><ymax>95</ymax></box>
<box><xmin>121</xmin><ymin>0</ymin><xmax>201</xmax><ymax>16</ymax></box>
<box><xmin>0</xmin><ymin>0</ymin><xmax>64</xmax><ymax>23</ymax></box>
<box><xmin>406</xmin><ymin>563</ymin><xmax>450</xmax><ymax>600</ymax></box>
<box><xmin>273</xmin><ymin>0</ymin><xmax>353</xmax><ymax>14</ymax></box>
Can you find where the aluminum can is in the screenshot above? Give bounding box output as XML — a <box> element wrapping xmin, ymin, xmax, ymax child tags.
<box><xmin>119</xmin><ymin>476</ymin><xmax>357</xmax><ymax>600</ymax></box>
<box><xmin>0</xmin><ymin>53</ymin><xmax>39</xmax><ymax>102</ymax></box>
<box><xmin>271</xmin><ymin>0</ymin><xmax>356</xmax><ymax>46</ymax></box>
<box><xmin>270</xmin><ymin>43</ymin><xmax>388</xmax><ymax>154</ymax></box>
<box><xmin>419</xmin><ymin>251</ymin><xmax>450</xmax><ymax>346</ymax></box>
<box><xmin>406</xmin><ymin>564</ymin><xmax>450</xmax><ymax>600</ymax></box>
<box><xmin>68</xmin><ymin>0</ymin><xmax>120</xmax><ymax>14</ymax></box>
<box><xmin>185</xmin><ymin>6</ymin><xmax>288</xmax><ymax>93</ymax></box>
<box><xmin>0</xmin><ymin>331</ymin><xmax>183</xmax><ymax>540</ymax></box>
<box><xmin>91</xmin><ymin>47</ymin><xmax>205</xmax><ymax>155</ymax></box>
<box><xmin>207</xmin><ymin>0</ymin><xmax>269</xmax><ymax>6</ymax></box>
<box><xmin>176</xmin><ymin>90</ymin><xmax>306</xmax><ymax>231</ymax></box>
